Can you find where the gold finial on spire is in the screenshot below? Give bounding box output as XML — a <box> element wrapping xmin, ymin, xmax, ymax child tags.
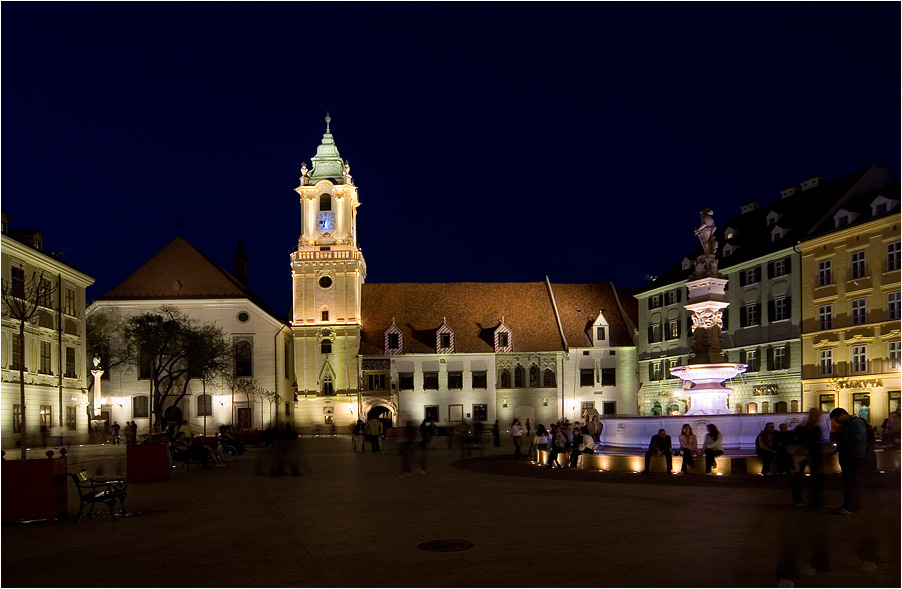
<box><xmin>325</xmin><ymin>111</ymin><xmax>331</xmax><ymax>134</ymax></box>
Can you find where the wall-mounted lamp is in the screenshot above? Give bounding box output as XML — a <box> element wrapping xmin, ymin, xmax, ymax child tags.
<box><xmin>543</xmin><ymin>399</ymin><xmax>548</xmax><ymax>407</ymax></box>
<box><xmin>502</xmin><ymin>400</ymin><xmax>508</xmax><ymax>408</ymax></box>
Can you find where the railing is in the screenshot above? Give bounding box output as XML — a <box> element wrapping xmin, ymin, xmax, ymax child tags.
<box><xmin>292</xmin><ymin>250</ymin><xmax>359</xmax><ymax>261</ymax></box>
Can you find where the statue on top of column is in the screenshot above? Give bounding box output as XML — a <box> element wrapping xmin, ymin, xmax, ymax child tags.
<box><xmin>690</xmin><ymin>208</ymin><xmax>723</xmax><ymax>279</ymax></box>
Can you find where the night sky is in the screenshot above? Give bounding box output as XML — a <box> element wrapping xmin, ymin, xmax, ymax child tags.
<box><xmin>3</xmin><ymin>3</ymin><xmax>899</xmax><ymax>316</ymax></box>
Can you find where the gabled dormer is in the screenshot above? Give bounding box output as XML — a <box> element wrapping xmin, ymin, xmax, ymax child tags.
<box><xmin>833</xmin><ymin>208</ymin><xmax>858</xmax><ymax>228</ymax></box>
<box><xmin>494</xmin><ymin>320</ymin><xmax>512</xmax><ymax>353</ymax></box>
<box><xmin>871</xmin><ymin>194</ymin><xmax>898</xmax><ymax>216</ymax></box>
<box><xmin>681</xmin><ymin>257</ymin><xmax>692</xmax><ymax>271</ymax></box>
<box><xmin>383</xmin><ymin>319</ymin><xmax>403</xmax><ymax>355</ymax></box>
<box><xmin>770</xmin><ymin>225</ymin><xmax>786</xmax><ymax>242</ymax></box>
<box><xmin>766</xmin><ymin>211</ymin><xmax>782</xmax><ymax>227</ymax></box>
<box><xmin>592</xmin><ymin>311</ymin><xmax>609</xmax><ymax>347</ymax></box>
<box><xmin>436</xmin><ymin>318</ymin><xmax>454</xmax><ymax>354</ymax></box>
<box><xmin>723</xmin><ymin>226</ymin><xmax>737</xmax><ymax>240</ymax></box>
<box><xmin>722</xmin><ymin>243</ymin><xmax>737</xmax><ymax>257</ymax></box>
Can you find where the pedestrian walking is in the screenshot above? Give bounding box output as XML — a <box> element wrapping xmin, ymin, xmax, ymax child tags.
<box><xmin>510</xmin><ymin>419</ymin><xmax>522</xmax><ymax>459</ymax></box>
<box><xmin>829</xmin><ymin>407</ymin><xmax>867</xmax><ymax>514</ymax></box>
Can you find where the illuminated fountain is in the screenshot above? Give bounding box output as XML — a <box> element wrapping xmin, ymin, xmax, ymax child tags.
<box><xmin>669</xmin><ymin>208</ymin><xmax>746</xmax><ymax>414</ymax></box>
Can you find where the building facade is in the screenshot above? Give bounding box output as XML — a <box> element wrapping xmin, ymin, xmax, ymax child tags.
<box><xmin>2</xmin><ymin>212</ymin><xmax>94</xmax><ymax>448</ymax></box>
<box><xmin>800</xmin><ymin>184</ymin><xmax>901</xmax><ymax>426</ymax></box>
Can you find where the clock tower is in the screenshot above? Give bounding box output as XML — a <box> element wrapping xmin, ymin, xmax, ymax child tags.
<box><xmin>290</xmin><ymin>114</ymin><xmax>365</xmax><ymax>425</ymax></box>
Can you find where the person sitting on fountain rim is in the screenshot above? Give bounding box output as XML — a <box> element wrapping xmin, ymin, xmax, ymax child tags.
<box><xmin>756</xmin><ymin>422</ymin><xmax>778</xmax><ymax>475</ymax></box>
<box><xmin>642</xmin><ymin>429</ymin><xmax>673</xmax><ymax>474</ymax></box>
<box><xmin>702</xmin><ymin>423</ymin><xmax>724</xmax><ymax>474</ymax></box>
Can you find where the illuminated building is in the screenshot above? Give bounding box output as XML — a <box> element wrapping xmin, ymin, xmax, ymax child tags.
<box><xmin>799</xmin><ymin>182</ymin><xmax>901</xmax><ymax>426</ymax></box>
<box><xmin>635</xmin><ymin>165</ymin><xmax>896</xmax><ymax>416</ymax></box>
<box><xmin>1</xmin><ymin>211</ymin><xmax>95</xmax><ymax>447</ymax></box>
<box><xmin>87</xmin><ymin>237</ymin><xmax>292</xmax><ymax>436</ymax></box>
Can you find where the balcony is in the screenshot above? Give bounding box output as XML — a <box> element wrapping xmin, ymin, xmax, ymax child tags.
<box><xmin>292</xmin><ymin>250</ymin><xmax>359</xmax><ymax>262</ymax></box>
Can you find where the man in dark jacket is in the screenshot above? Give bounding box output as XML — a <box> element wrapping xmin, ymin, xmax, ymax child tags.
<box><xmin>642</xmin><ymin>429</ymin><xmax>673</xmax><ymax>474</ymax></box>
<box><xmin>830</xmin><ymin>408</ymin><xmax>867</xmax><ymax>514</ymax></box>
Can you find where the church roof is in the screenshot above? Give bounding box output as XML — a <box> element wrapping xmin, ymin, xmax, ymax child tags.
<box><xmin>97</xmin><ymin>237</ymin><xmax>284</xmax><ymax>322</ymax></box>
<box><xmin>359</xmin><ymin>282</ymin><xmax>565</xmax><ymax>355</ymax></box>
<box><xmin>549</xmin><ymin>283</ymin><xmax>638</xmax><ymax>348</ymax></box>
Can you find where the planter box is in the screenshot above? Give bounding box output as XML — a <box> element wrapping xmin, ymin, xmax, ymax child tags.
<box><xmin>1</xmin><ymin>450</ymin><xmax>68</xmax><ymax>522</ymax></box>
<box><xmin>127</xmin><ymin>444</ymin><xmax>171</xmax><ymax>482</ymax></box>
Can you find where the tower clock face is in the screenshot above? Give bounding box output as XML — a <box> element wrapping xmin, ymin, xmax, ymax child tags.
<box><xmin>317</xmin><ymin>212</ymin><xmax>335</xmax><ymax>232</ymax></box>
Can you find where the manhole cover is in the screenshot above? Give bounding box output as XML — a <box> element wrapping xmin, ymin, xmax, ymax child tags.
<box><xmin>416</xmin><ymin>539</ymin><xmax>474</xmax><ymax>552</ymax></box>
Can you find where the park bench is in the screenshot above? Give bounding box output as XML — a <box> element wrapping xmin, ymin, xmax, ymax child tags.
<box><xmin>68</xmin><ymin>469</ymin><xmax>128</xmax><ymax>522</ymax></box>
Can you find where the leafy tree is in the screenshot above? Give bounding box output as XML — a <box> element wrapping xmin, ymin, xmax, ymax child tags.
<box><xmin>122</xmin><ymin>306</ymin><xmax>230</xmax><ymax>431</ymax></box>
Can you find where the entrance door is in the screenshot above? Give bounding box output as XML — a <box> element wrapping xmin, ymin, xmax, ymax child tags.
<box><xmin>237</xmin><ymin>408</ymin><xmax>252</xmax><ymax>430</ymax></box>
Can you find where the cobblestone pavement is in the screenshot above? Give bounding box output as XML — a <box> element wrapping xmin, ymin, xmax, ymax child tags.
<box><xmin>2</xmin><ymin>438</ymin><xmax>899</xmax><ymax>588</ymax></box>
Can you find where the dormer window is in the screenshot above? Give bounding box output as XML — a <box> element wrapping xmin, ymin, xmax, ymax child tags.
<box><xmin>870</xmin><ymin>195</ymin><xmax>898</xmax><ymax>216</ymax></box>
<box><xmin>833</xmin><ymin>208</ymin><xmax>857</xmax><ymax>228</ymax></box>
<box><xmin>34</xmin><ymin>238</ymin><xmax>42</xmax><ymax>250</ymax></box>
<box><xmin>495</xmin><ymin>323</ymin><xmax>512</xmax><ymax>353</ymax></box>
<box><xmin>384</xmin><ymin>321</ymin><xmax>403</xmax><ymax>355</ymax></box>
<box><xmin>724</xmin><ymin>227</ymin><xmax>736</xmax><ymax>240</ymax></box>
<box><xmin>723</xmin><ymin>243</ymin><xmax>736</xmax><ymax>257</ymax></box>
<box><xmin>766</xmin><ymin>211</ymin><xmax>781</xmax><ymax>226</ymax></box>
<box><xmin>436</xmin><ymin>321</ymin><xmax>454</xmax><ymax>354</ymax></box>
<box><xmin>681</xmin><ymin>257</ymin><xmax>692</xmax><ymax>271</ymax></box>
<box><xmin>837</xmin><ymin>215</ymin><xmax>849</xmax><ymax>227</ymax></box>
<box><xmin>771</xmin><ymin>226</ymin><xmax>784</xmax><ymax>241</ymax></box>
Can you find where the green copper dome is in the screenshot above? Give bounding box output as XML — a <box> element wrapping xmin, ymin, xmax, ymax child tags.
<box><xmin>309</xmin><ymin>113</ymin><xmax>345</xmax><ymax>183</ymax></box>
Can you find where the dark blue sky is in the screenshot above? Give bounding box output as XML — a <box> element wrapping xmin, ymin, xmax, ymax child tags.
<box><xmin>3</xmin><ymin>3</ymin><xmax>899</xmax><ymax>315</ymax></box>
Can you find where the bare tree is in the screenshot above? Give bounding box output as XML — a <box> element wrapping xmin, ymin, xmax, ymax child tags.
<box><xmin>2</xmin><ymin>270</ymin><xmax>57</xmax><ymax>459</ymax></box>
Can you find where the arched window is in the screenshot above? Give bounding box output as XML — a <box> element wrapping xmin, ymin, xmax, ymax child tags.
<box><xmin>319</xmin><ymin>193</ymin><xmax>331</xmax><ymax>211</ymax></box>
<box><xmin>790</xmin><ymin>400</ymin><xmax>799</xmax><ymax>412</ymax></box>
<box><xmin>197</xmin><ymin>393</ymin><xmax>213</xmax><ymax>417</ymax></box>
<box><xmin>235</xmin><ymin>341</ymin><xmax>253</xmax><ymax>376</ymax></box>
<box><xmin>762</xmin><ymin>401</ymin><xmax>770</xmax><ymax>414</ymax></box>
<box><xmin>667</xmin><ymin>404</ymin><xmax>680</xmax><ymax>415</ymax></box>
<box><xmin>652</xmin><ymin>402</ymin><xmax>663</xmax><ymax>416</ymax></box>
<box><xmin>747</xmin><ymin>402</ymin><xmax>758</xmax><ymax>414</ymax></box>
<box><xmin>528</xmin><ymin>365</ymin><xmax>539</xmax><ymax>387</ymax></box>
<box><xmin>735</xmin><ymin>404</ymin><xmax>743</xmax><ymax>414</ymax></box>
<box><xmin>322</xmin><ymin>375</ymin><xmax>334</xmax><ymax>395</ymax></box>
<box><xmin>500</xmin><ymin>369</ymin><xmax>511</xmax><ymax>388</ymax></box>
<box><xmin>133</xmin><ymin>395</ymin><xmax>149</xmax><ymax>418</ymax></box>
<box><xmin>321</xmin><ymin>339</ymin><xmax>332</xmax><ymax>354</ymax></box>
<box><xmin>514</xmin><ymin>365</ymin><xmax>525</xmax><ymax>388</ymax></box>
<box><xmin>542</xmin><ymin>368</ymin><xmax>555</xmax><ymax>388</ymax></box>
<box><xmin>775</xmin><ymin>401</ymin><xmax>787</xmax><ymax>413</ymax></box>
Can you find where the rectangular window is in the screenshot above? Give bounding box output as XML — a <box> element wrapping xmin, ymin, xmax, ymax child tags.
<box><xmin>596</xmin><ymin>326</ymin><xmax>606</xmax><ymax>341</ymax></box>
<box><xmin>321</xmin><ymin>310</ymin><xmax>329</xmax><ymax>321</ymax></box>
<box><xmin>772</xmin><ymin>258</ymin><xmax>789</xmax><ymax>278</ymax></box>
<box><xmin>423</xmin><ymin>372</ymin><xmax>439</xmax><ymax>390</ymax></box>
<box><xmin>889</xmin><ymin>341</ymin><xmax>901</xmax><ymax>369</ymax></box>
<box><xmin>819</xmin><ymin>349</ymin><xmax>833</xmax><ymax>376</ymax></box>
<box><xmin>818</xmin><ymin>393</ymin><xmax>835</xmax><ymax>413</ymax></box>
<box><xmin>745</xmin><ymin>349</ymin><xmax>758</xmax><ymax>372</ymax></box>
<box><xmin>133</xmin><ymin>395</ymin><xmax>149</xmax><ymax>418</ymax></box>
<box><xmin>649</xmin><ymin>323</ymin><xmax>662</xmax><ymax>343</ymax></box>
<box><xmin>472</xmin><ymin>371</ymin><xmax>487</xmax><ymax>389</ymax></box>
<box><xmin>579</xmin><ymin>368</ymin><xmax>594</xmax><ymax>386</ymax></box>
<box><xmin>472</xmin><ymin>404</ymin><xmax>488</xmax><ymax>422</ymax></box>
<box><xmin>602</xmin><ymin>401</ymin><xmax>616</xmax><ymax>416</ymax></box>
<box><xmin>439</xmin><ymin>333</ymin><xmax>451</xmax><ymax>349</ymax></box>
<box><xmin>773</xmin><ymin>347</ymin><xmax>787</xmax><ymax>370</ymax></box>
<box><xmin>649</xmin><ymin>295</ymin><xmax>661</xmax><ymax>309</ymax></box>
<box><xmin>888</xmin><ymin>291</ymin><xmax>901</xmax><ymax>321</ymax></box>
<box><xmin>850</xmin><ymin>298</ymin><xmax>867</xmax><ymax>325</ymax></box>
<box><xmin>818</xmin><ymin>260</ymin><xmax>832</xmax><ymax>286</ymax></box>
<box><xmin>40</xmin><ymin>405</ymin><xmax>52</xmax><ymax>432</ymax></box>
<box><xmin>398</xmin><ymin>372</ymin><xmax>414</xmax><ymax>391</ymax></box>
<box><xmin>38</xmin><ymin>277</ymin><xmax>53</xmax><ymax>308</ymax></box>
<box><xmin>387</xmin><ymin>333</ymin><xmax>400</xmax><ymax>350</ymax></box>
<box><xmin>66</xmin><ymin>406</ymin><xmax>76</xmax><ymax>430</ymax></box>
<box><xmin>850</xmin><ymin>251</ymin><xmax>866</xmax><ymax>279</ymax></box>
<box><xmin>11</xmin><ymin>332</ymin><xmax>22</xmax><ymax>370</ymax></box>
<box><xmin>65</xmin><ymin>288</ymin><xmax>76</xmax><ymax>315</ymax></box>
<box><xmin>424</xmin><ymin>405</ymin><xmax>439</xmax><ymax>422</ymax></box>
<box><xmin>667</xmin><ymin>320</ymin><xmax>680</xmax><ymax>340</ymax></box>
<box><xmin>497</xmin><ymin>333</ymin><xmax>509</xmax><ymax>348</ymax></box>
<box><xmin>138</xmin><ymin>351</ymin><xmax>151</xmax><ymax>380</ymax></box>
<box><xmin>11</xmin><ymin>266</ymin><xmax>25</xmax><ymax>298</ymax></box>
<box><xmin>665</xmin><ymin>358</ymin><xmax>680</xmax><ymax>378</ymax></box>
<box><xmin>447</xmin><ymin>371</ymin><xmax>463</xmax><ymax>389</ymax></box>
<box><xmin>367</xmin><ymin>374</ymin><xmax>386</xmax><ymax>391</ymax></box>
<box><xmin>888</xmin><ymin>241</ymin><xmax>901</xmax><ymax>272</ymax></box>
<box><xmin>13</xmin><ymin>404</ymin><xmax>23</xmax><ymax>433</ymax></box>
<box><xmin>851</xmin><ymin>345</ymin><xmax>867</xmax><ymax>373</ymax></box>
<box><xmin>741</xmin><ymin>304</ymin><xmax>760</xmax><ymax>327</ymax></box>
<box><xmin>651</xmin><ymin>362</ymin><xmax>663</xmax><ymax>381</ymax></box>
<box><xmin>65</xmin><ymin>346</ymin><xmax>76</xmax><ymax>378</ymax></box>
<box><xmin>601</xmin><ymin>368</ymin><xmax>616</xmax><ymax>386</ymax></box>
<box><xmin>40</xmin><ymin>341</ymin><xmax>52</xmax><ymax>374</ymax></box>
<box><xmin>818</xmin><ymin>305</ymin><xmax>833</xmax><ymax>331</ymax></box>
<box><xmin>772</xmin><ymin>297</ymin><xmax>789</xmax><ymax>321</ymax></box>
<box><xmin>743</xmin><ymin>267</ymin><xmax>761</xmax><ymax>285</ymax></box>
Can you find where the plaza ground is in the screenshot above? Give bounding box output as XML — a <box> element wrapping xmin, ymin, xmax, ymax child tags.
<box><xmin>1</xmin><ymin>437</ymin><xmax>899</xmax><ymax>588</ymax></box>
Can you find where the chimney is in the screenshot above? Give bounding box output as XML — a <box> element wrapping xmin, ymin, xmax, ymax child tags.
<box><xmin>233</xmin><ymin>238</ymin><xmax>248</xmax><ymax>286</ymax></box>
<box><xmin>740</xmin><ymin>200</ymin><xmax>759</xmax><ymax>214</ymax></box>
<box><xmin>800</xmin><ymin>175</ymin><xmax>825</xmax><ymax>191</ymax></box>
<box><xmin>780</xmin><ymin>185</ymin><xmax>800</xmax><ymax>199</ymax></box>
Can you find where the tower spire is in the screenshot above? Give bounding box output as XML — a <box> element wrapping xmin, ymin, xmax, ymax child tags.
<box><xmin>325</xmin><ymin>111</ymin><xmax>331</xmax><ymax>134</ymax></box>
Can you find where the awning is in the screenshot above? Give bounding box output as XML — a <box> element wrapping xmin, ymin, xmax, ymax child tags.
<box><xmin>579</xmin><ymin>357</ymin><xmax>595</xmax><ymax>369</ymax></box>
<box><xmin>395</xmin><ymin>360</ymin><xmax>415</xmax><ymax>373</ymax></box>
<box><xmin>446</xmin><ymin>361</ymin><xmax>464</xmax><ymax>372</ymax></box>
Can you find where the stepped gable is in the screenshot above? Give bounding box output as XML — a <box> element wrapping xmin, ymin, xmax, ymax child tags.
<box><xmin>638</xmin><ymin>164</ymin><xmax>888</xmax><ymax>292</ymax></box>
<box><xmin>359</xmin><ymin>282</ymin><xmax>564</xmax><ymax>355</ymax></box>
<box><xmin>98</xmin><ymin>237</ymin><xmax>283</xmax><ymax>320</ymax></box>
<box><xmin>549</xmin><ymin>283</ymin><xmax>637</xmax><ymax>348</ymax></box>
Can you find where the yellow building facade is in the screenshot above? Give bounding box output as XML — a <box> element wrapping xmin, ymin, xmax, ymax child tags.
<box><xmin>800</xmin><ymin>207</ymin><xmax>900</xmax><ymax>427</ymax></box>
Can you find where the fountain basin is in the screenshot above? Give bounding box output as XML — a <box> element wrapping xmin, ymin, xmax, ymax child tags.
<box><xmin>670</xmin><ymin>363</ymin><xmax>747</xmax><ymax>383</ymax></box>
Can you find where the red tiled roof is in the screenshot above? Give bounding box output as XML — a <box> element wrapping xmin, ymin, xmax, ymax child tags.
<box><xmin>98</xmin><ymin>237</ymin><xmax>284</xmax><ymax>321</ymax></box>
<box><xmin>548</xmin><ymin>283</ymin><xmax>636</xmax><ymax>348</ymax></box>
<box><xmin>360</xmin><ymin>282</ymin><xmax>564</xmax><ymax>355</ymax></box>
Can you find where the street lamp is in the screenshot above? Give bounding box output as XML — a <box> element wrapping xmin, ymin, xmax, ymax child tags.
<box><xmin>91</xmin><ymin>354</ymin><xmax>104</xmax><ymax>417</ymax></box>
